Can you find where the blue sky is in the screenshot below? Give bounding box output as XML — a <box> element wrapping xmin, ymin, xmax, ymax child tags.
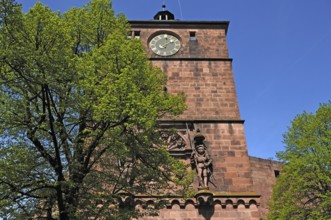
<box><xmin>16</xmin><ymin>0</ymin><xmax>331</xmax><ymax>159</ymax></box>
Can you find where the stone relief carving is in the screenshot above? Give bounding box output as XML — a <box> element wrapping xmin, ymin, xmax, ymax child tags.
<box><xmin>160</xmin><ymin>131</ymin><xmax>187</xmax><ymax>151</ymax></box>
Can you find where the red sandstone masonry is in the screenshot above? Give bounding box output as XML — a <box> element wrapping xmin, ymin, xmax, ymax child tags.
<box><xmin>194</xmin><ymin>123</ymin><xmax>253</xmax><ymax>192</ymax></box>
<box><xmin>153</xmin><ymin>60</ymin><xmax>240</xmax><ymax>120</ymax></box>
<box><xmin>250</xmin><ymin>157</ymin><xmax>283</xmax><ymax>219</ymax></box>
<box><xmin>139</xmin><ymin>204</ymin><xmax>261</xmax><ymax>220</ymax></box>
<box><xmin>133</xmin><ymin>28</ymin><xmax>229</xmax><ymax>59</ymax></box>
<box><xmin>129</xmin><ymin>20</ymin><xmax>271</xmax><ymax>220</ymax></box>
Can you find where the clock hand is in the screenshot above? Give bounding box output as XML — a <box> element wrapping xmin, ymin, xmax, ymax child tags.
<box><xmin>160</xmin><ymin>39</ymin><xmax>174</xmax><ymax>48</ymax></box>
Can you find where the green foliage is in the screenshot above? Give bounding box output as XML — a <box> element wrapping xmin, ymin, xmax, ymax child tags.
<box><xmin>0</xmin><ymin>0</ymin><xmax>186</xmax><ymax>219</ymax></box>
<box><xmin>267</xmin><ymin>102</ymin><xmax>331</xmax><ymax>220</ymax></box>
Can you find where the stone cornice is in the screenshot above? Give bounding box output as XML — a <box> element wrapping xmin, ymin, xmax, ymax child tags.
<box><xmin>129</xmin><ymin>20</ymin><xmax>230</xmax><ymax>34</ymax></box>
<box><xmin>149</xmin><ymin>57</ymin><xmax>233</xmax><ymax>62</ymax></box>
<box><xmin>159</xmin><ymin>119</ymin><xmax>245</xmax><ymax>124</ymax></box>
<box><xmin>118</xmin><ymin>191</ymin><xmax>261</xmax><ymax>208</ymax></box>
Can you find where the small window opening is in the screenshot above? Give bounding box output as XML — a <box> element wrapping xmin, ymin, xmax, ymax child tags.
<box><xmin>134</xmin><ymin>31</ymin><xmax>141</xmax><ymax>39</ymax></box>
<box><xmin>126</xmin><ymin>32</ymin><xmax>132</xmax><ymax>40</ymax></box>
<box><xmin>159</xmin><ymin>14</ymin><xmax>168</xmax><ymax>20</ymax></box>
<box><xmin>190</xmin><ymin>32</ymin><xmax>196</xmax><ymax>41</ymax></box>
<box><xmin>274</xmin><ymin>170</ymin><xmax>280</xmax><ymax>178</ymax></box>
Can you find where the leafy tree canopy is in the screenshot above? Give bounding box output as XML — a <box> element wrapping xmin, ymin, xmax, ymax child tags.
<box><xmin>0</xmin><ymin>0</ymin><xmax>187</xmax><ymax>219</ymax></box>
<box><xmin>267</xmin><ymin>102</ymin><xmax>331</xmax><ymax>220</ymax></box>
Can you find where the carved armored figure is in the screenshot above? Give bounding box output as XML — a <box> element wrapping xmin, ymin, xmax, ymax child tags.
<box><xmin>191</xmin><ymin>144</ymin><xmax>212</xmax><ymax>189</ymax></box>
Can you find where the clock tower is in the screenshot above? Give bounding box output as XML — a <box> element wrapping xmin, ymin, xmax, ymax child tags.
<box><xmin>126</xmin><ymin>6</ymin><xmax>277</xmax><ymax>220</ymax></box>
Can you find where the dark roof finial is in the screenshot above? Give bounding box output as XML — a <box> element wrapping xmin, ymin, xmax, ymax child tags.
<box><xmin>153</xmin><ymin>4</ymin><xmax>175</xmax><ymax>20</ymax></box>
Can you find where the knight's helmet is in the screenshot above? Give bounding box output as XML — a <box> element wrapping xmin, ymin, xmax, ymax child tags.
<box><xmin>194</xmin><ymin>129</ymin><xmax>206</xmax><ymax>149</ymax></box>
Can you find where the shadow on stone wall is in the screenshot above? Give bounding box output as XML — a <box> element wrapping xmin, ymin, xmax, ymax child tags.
<box><xmin>198</xmin><ymin>205</ymin><xmax>215</xmax><ymax>220</ymax></box>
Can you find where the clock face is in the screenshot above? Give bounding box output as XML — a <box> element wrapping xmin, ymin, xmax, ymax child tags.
<box><xmin>149</xmin><ymin>33</ymin><xmax>181</xmax><ymax>56</ymax></box>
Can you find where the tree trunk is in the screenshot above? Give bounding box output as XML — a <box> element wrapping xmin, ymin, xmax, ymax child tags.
<box><xmin>57</xmin><ymin>185</ymin><xmax>69</xmax><ymax>220</ymax></box>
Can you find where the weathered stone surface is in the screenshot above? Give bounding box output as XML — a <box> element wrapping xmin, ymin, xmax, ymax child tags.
<box><xmin>131</xmin><ymin>193</ymin><xmax>261</xmax><ymax>220</ymax></box>
<box><xmin>154</xmin><ymin>60</ymin><xmax>240</xmax><ymax>120</ymax></box>
<box><xmin>129</xmin><ymin>17</ymin><xmax>281</xmax><ymax>220</ymax></box>
<box><xmin>250</xmin><ymin>157</ymin><xmax>283</xmax><ymax>219</ymax></box>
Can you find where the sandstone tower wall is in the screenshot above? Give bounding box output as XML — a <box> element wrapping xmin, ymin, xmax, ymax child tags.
<box><xmin>127</xmin><ymin>16</ymin><xmax>281</xmax><ymax>220</ymax></box>
<box><xmin>249</xmin><ymin>157</ymin><xmax>283</xmax><ymax>218</ymax></box>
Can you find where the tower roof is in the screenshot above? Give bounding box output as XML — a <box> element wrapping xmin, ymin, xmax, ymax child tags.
<box><xmin>153</xmin><ymin>5</ymin><xmax>175</xmax><ymax>20</ymax></box>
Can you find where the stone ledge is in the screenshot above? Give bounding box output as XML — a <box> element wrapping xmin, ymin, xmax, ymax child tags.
<box><xmin>159</xmin><ymin>119</ymin><xmax>245</xmax><ymax>124</ymax></box>
<box><xmin>118</xmin><ymin>191</ymin><xmax>261</xmax><ymax>209</ymax></box>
